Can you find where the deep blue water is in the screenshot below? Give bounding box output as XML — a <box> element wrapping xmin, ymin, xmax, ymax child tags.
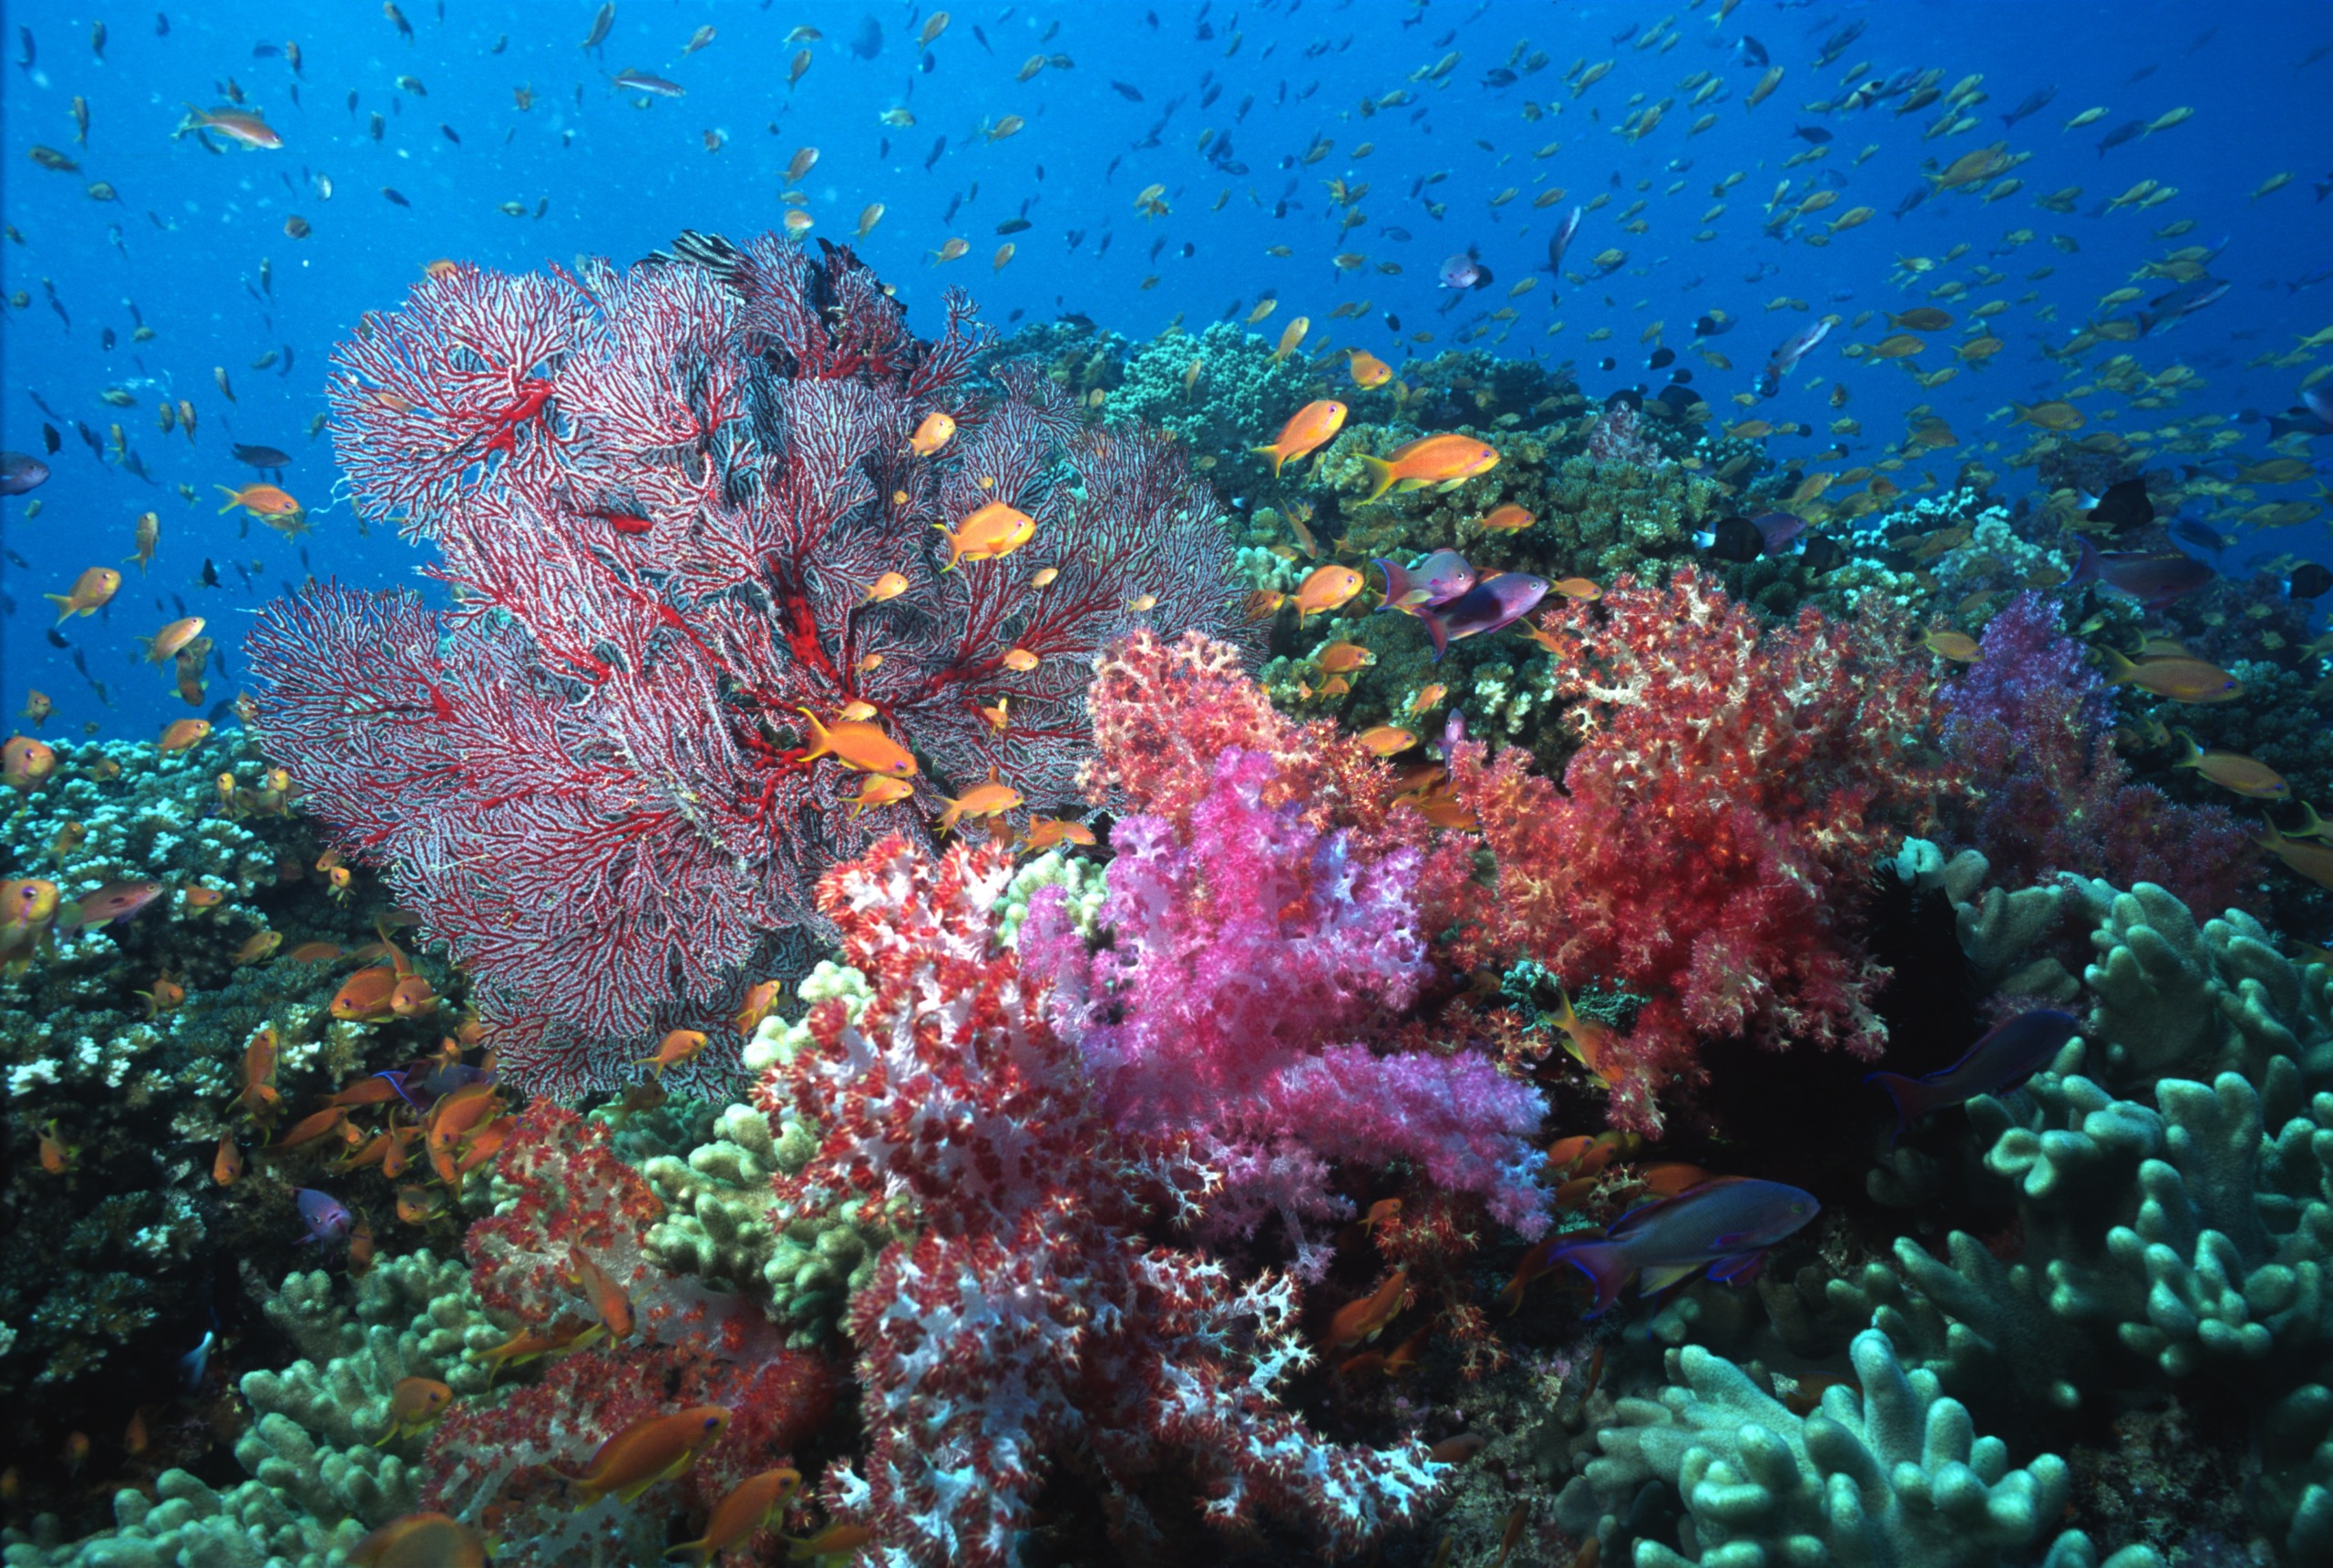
<box><xmin>3</xmin><ymin>0</ymin><xmax>2329</xmax><ymax>742</ymax></box>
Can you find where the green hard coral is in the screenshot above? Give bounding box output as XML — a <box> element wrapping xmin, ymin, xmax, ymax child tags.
<box><xmin>633</xmin><ymin>960</ymin><xmax>901</xmax><ymax>1345</ymax></box>
<box><xmin>1552</xmin><ymin>1328</ymin><xmax>2163</xmax><ymax>1568</ymax></box>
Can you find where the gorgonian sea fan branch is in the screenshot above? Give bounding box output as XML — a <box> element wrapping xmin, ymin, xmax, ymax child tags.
<box><xmin>251</xmin><ymin>233</ymin><xmax>1250</xmax><ymax>1099</ymax></box>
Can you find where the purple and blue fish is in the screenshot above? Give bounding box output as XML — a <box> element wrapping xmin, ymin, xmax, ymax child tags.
<box><xmin>1415</xmin><ymin>571</ymin><xmax>1549</xmax><ymax>661</ymax></box>
<box><xmin>296</xmin><ymin>1188</ymin><xmax>355</xmax><ymax>1253</ymax></box>
<box><xmin>1374</xmin><ymin>548</ymin><xmax>1477</xmax><ymax>613</ymax></box>
<box><xmin>1865</xmin><ymin>1009</ymin><xmax>2080</xmax><ymax>1143</ymax></box>
<box><xmin>2068</xmin><ymin>537</ymin><xmax>2216</xmax><ymax>606</ymax></box>
<box><xmin>1517</xmin><ymin>1175</ymin><xmax>1820</xmax><ymax>1317</ymax></box>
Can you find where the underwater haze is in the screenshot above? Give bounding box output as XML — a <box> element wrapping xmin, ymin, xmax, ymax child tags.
<box><xmin>5</xmin><ymin>1</ymin><xmax>2333</xmax><ymax>1566</ymax></box>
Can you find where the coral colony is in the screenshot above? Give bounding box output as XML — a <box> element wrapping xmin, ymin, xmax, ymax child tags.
<box><xmin>9</xmin><ymin>225</ymin><xmax>2330</xmax><ymax>1568</ymax></box>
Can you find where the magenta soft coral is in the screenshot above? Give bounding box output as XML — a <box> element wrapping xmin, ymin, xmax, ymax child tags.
<box><xmin>1445</xmin><ymin>569</ymin><xmax>1946</xmax><ymax>1132</ymax></box>
<box><xmin>759</xmin><ymin>835</ymin><xmax>1448</xmax><ymax>1565</ymax></box>
<box><xmin>1022</xmin><ymin>746</ymin><xmax>1547</xmax><ymax>1268</ymax></box>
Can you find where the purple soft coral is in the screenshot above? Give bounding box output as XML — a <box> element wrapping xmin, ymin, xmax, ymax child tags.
<box><xmin>1938</xmin><ymin>592</ymin><xmax>2254</xmax><ymax>911</ymax></box>
<box><xmin>1023</xmin><ymin>746</ymin><xmax>1547</xmax><ymax>1273</ymax></box>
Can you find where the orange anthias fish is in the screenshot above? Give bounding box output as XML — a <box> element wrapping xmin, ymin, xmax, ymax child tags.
<box><xmin>373</xmin><ymin>1378</ymin><xmax>454</xmax><ymax>1445</ymax></box>
<box><xmin>124</xmin><ymin>511</ymin><xmax>159</xmax><ymax>575</ymax></box>
<box><xmin>1477</xmin><ymin>504</ymin><xmax>1535</xmax><ymax>533</ymax></box>
<box><xmin>331</xmin><ymin>964</ymin><xmax>401</xmax><ymax>1021</ymax></box>
<box><xmin>933</xmin><ymin>500</ymin><xmax>1035</xmax><ymax>569</ymax></box>
<box><xmin>4</xmin><ymin>736</ymin><xmax>57</xmax><ymax>792</ymax></box>
<box><xmin>1022</xmin><ymin>816</ymin><xmax>1097</xmax><ymax>853</ymax></box>
<box><xmin>2172</xmin><ymin>731</ymin><xmax>2288</xmax><ymax>799</ymax></box>
<box><xmin>178</xmin><ymin>104</ymin><xmax>284</xmax><ymax>149</ymax></box>
<box><xmin>734</xmin><ymin>979</ymin><xmax>784</xmax><ymax>1038</ymax></box>
<box><xmin>635</xmin><ymin>1028</ymin><xmax>708</xmax><ymax>1080</ymax></box>
<box><xmin>159</xmin><ymin>718</ymin><xmax>212</xmax><ymax>753</ymax></box>
<box><xmin>236</xmin><ymin>1023</ymin><xmax>282</xmax><ymax>1120</ymax></box>
<box><xmin>1347</xmin><ymin>350</ymin><xmax>1393</xmax><ymax>388</ymax></box>
<box><xmin>350</xmin><ymin>1512</ymin><xmax>489</xmax><ymax>1568</ymax></box>
<box><xmin>216</xmin><ymin>482</ymin><xmax>303</xmax><ymax>518</ymax></box>
<box><xmin>1292</xmin><ymin>564</ymin><xmax>1364</xmax><ymax>623</ymax></box>
<box><xmin>2101</xmin><ymin>648</ymin><xmax>2241</xmax><ymax>703</ymax></box>
<box><xmin>1356</xmin><ymin>434</ymin><xmax>1501</xmax><ymax>501</ymax></box>
<box><xmin>570</xmin><ymin>1245</ymin><xmax>637</xmax><ymax>1343</ymax></box>
<box><xmin>859</xmin><ymin>571</ymin><xmax>910</xmax><ymax>606</ymax></box>
<box><xmin>146</xmin><ymin>616</ymin><xmax>206</xmax><ymax>664</ymax></box>
<box><xmin>1250</xmin><ymin>399</ymin><xmax>1348</xmax><ymax>477</ymax></box>
<box><xmin>934</xmin><ymin>768</ymin><xmax>1023</xmax><ymax>834</ymax></box>
<box><xmin>556</xmin><ymin>1406</ymin><xmax>732</xmax><ymax>1506</ymax></box>
<box><xmin>46</xmin><ymin>567</ymin><xmax>122</xmax><ymax>624</ymax></box>
<box><xmin>1550</xmin><ymin>988</ymin><xmax>1624</xmax><ymax>1087</ymax></box>
<box><xmin>846</xmin><ymin>774</ymin><xmax>916</xmax><ymax>815</ymax></box>
<box><xmin>907</xmin><ymin>411</ymin><xmax>956</xmax><ymax>456</ymax></box>
<box><xmin>667</xmin><ymin>1467</ymin><xmax>803</xmax><ymax>1567</ymax></box>
<box><xmin>1323</xmin><ymin>1266</ymin><xmax>1409</xmax><ymax>1351</ymax></box>
<box><xmin>797</xmin><ymin>708</ymin><xmax>917</xmax><ymax>776</ymax></box>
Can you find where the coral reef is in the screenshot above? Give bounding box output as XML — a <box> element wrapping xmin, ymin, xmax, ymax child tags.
<box><xmin>244</xmin><ymin>232</ymin><xmax>1249</xmax><ymax>1099</ymax></box>
<box><xmin>1445</xmin><ymin>569</ymin><xmax>1946</xmax><ymax>1130</ymax></box>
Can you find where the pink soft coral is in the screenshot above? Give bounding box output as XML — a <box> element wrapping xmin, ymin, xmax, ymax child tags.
<box><xmin>1023</xmin><ymin>747</ymin><xmax>1547</xmax><ymax>1269</ymax></box>
<box><xmin>759</xmin><ymin>835</ymin><xmax>1448</xmax><ymax>1566</ymax></box>
<box><xmin>1445</xmin><ymin>569</ymin><xmax>1946</xmax><ymax>1132</ymax></box>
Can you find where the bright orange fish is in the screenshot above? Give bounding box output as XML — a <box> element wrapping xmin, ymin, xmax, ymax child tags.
<box><xmin>1021</xmin><ymin>816</ymin><xmax>1097</xmax><ymax>853</ymax></box>
<box><xmin>373</xmin><ymin>1378</ymin><xmax>453</xmax><ymax>1445</ymax></box>
<box><xmin>934</xmin><ymin>500</ymin><xmax>1035</xmax><ymax>569</ymax></box>
<box><xmin>1323</xmin><ymin>1266</ymin><xmax>1409</xmax><ymax>1350</ymax></box>
<box><xmin>797</xmin><ymin>708</ymin><xmax>917</xmax><ymax>776</ymax></box>
<box><xmin>667</xmin><ymin>1467</ymin><xmax>803</xmax><ymax>1566</ymax></box>
<box><xmin>556</xmin><ymin>1406</ymin><xmax>732</xmax><ymax>1506</ymax></box>
<box><xmin>1347</xmin><ymin>350</ymin><xmax>1393</xmax><ymax>388</ymax></box>
<box><xmin>350</xmin><ymin>1512</ymin><xmax>489</xmax><ymax>1568</ymax></box>
<box><xmin>158</xmin><ymin>718</ymin><xmax>212</xmax><ymax>753</ymax></box>
<box><xmin>331</xmin><ymin>965</ymin><xmax>400</xmax><ymax>1021</ymax></box>
<box><xmin>635</xmin><ymin>1028</ymin><xmax>708</xmax><ymax>1080</ymax></box>
<box><xmin>46</xmin><ymin>567</ymin><xmax>121</xmax><ymax>624</ymax></box>
<box><xmin>1477</xmin><ymin>504</ymin><xmax>1535</xmax><ymax>532</ymax></box>
<box><xmin>1292</xmin><ymin>564</ymin><xmax>1364</xmax><ymax>623</ymax></box>
<box><xmin>569</xmin><ymin>1245</ymin><xmax>636</xmax><ymax>1343</ymax></box>
<box><xmin>216</xmin><ymin>482</ymin><xmax>303</xmax><ymax>518</ymax></box>
<box><xmin>934</xmin><ymin>768</ymin><xmax>1023</xmax><ymax>835</ymax></box>
<box><xmin>1250</xmin><ymin>399</ymin><xmax>1348</xmax><ymax>477</ymax></box>
<box><xmin>3</xmin><ymin>736</ymin><xmax>56</xmax><ymax>791</ymax></box>
<box><xmin>734</xmin><ymin>979</ymin><xmax>784</xmax><ymax>1037</ymax></box>
<box><xmin>846</xmin><ymin>774</ymin><xmax>916</xmax><ymax>814</ymax></box>
<box><xmin>146</xmin><ymin>616</ymin><xmax>206</xmax><ymax>664</ymax></box>
<box><xmin>1355</xmin><ymin>433</ymin><xmax>1500</xmax><ymax>501</ymax></box>
<box><xmin>908</xmin><ymin>411</ymin><xmax>956</xmax><ymax>456</ymax></box>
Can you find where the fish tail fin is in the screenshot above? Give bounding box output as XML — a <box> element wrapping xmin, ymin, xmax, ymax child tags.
<box><xmin>1864</xmin><ymin>1071</ymin><xmax>1928</xmax><ymax>1144</ymax></box>
<box><xmin>42</xmin><ymin>594</ymin><xmax>73</xmax><ymax>623</ymax></box>
<box><xmin>1249</xmin><ymin>443</ymin><xmax>1288</xmax><ymax>477</ymax></box>
<box><xmin>792</xmin><ymin>707</ymin><xmax>831</xmax><ymax>762</ymax></box>
<box><xmin>2099</xmin><ymin>646</ymin><xmax>2139</xmax><ymax>685</ymax></box>
<box><xmin>214</xmin><ymin>486</ymin><xmax>242</xmax><ymax>513</ymax></box>
<box><xmin>2171</xmin><ymin>728</ymin><xmax>2204</xmax><ymax>768</ymax></box>
<box><xmin>2300</xmin><ymin>800</ymin><xmax>2329</xmax><ymax>838</ymax></box>
<box><xmin>663</xmin><ymin>1542</ymin><xmax>714</xmax><ymax>1566</ymax></box>
<box><xmin>1545</xmin><ymin>1240</ymin><xmax>1631</xmax><ymax>1317</ymax></box>
<box><xmin>934</xmin><ymin>797</ymin><xmax>963</xmax><ymax>835</ymax></box>
<box><xmin>1356</xmin><ymin>453</ymin><xmax>1397</xmax><ymax>502</ymax></box>
<box><xmin>1417</xmin><ymin>606</ymin><xmax>1453</xmax><ymax>662</ymax></box>
<box><xmin>929</xmin><ymin>521</ymin><xmax>961</xmax><ymax>571</ymax></box>
<box><xmin>1372</xmin><ymin>557</ymin><xmax>1409</xmax><ymax>610</ymax></box>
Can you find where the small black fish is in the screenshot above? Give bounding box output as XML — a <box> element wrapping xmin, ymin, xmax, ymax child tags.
<box><xmin>1792</xmin><ymin>125</ymin><xmax>1833</xmax><ymax>145</ymax></box>
<box><xmin>2292</xmin><ymin>563</ymin><xmax>2333</xmax><ymax>600</ymax></box>
<box><xmin>1110</xmin><ymin>79</ymin><xmax>1144</xmax><ymax>101</ymax></box>
<box><xmin>1701</xmin><ymin>516</ymin><xmax>1765</xmax><ymax>562</ymax></box>
<box><xmin>40</xmin><ymin>423</ymin><xmax>60</xmax><ymax>454</ymax></box>
<box><xmin>995</xmin><ymin>217</ymin><xmax>1031</xmax><ymax>235</ymax></box>
<box><xmin>382</xmin><ymin>186</ymin><xmax>410</xmax><ymax>207</ymax></box>
<box><xmin>199</xmin><ymin>559</ymin><xmax>221</xmax><ymax>588</ymax></box>
<box><xmin>2085</xmin><ymin>477</ymin><xmax>2154</xmax><ymax>532</ymax></box>
<box><xmin>2096</xmin><ymin>120</ymin><xmax>2145</xmax><ymax>157</ymax></box>
<box><xmin>1648</xmin><ymin>346</ymin><xmax>1675</xmax><ymax>369</ymax></box>
<box><xmin>1481</xmin><ymin>67</ymin><xmax>1516</xmax><ymax>88</ymax></box>
<box><xmin>232</xmin><ymin>442</ymin><xmax>293</xmax><ymax>467</ymax></box>
<box><xmin>46</xmin><ymin>629</ymin><xmax>68</xmax><ymax>649</ymax></box>
<box><xmin>1734</xmin><ymin>35</ymin><xmax>1768</xmax><ymax>69</ymax></box>
<box><xmin>1799</xmin><ymin>537</ymin><xmax>1845</xmax><ymax>574</ymax></box>
<box><xmin>439</xmin><ymin>122</ymin><xmax>459</xmax><ymax>145</ymax></box>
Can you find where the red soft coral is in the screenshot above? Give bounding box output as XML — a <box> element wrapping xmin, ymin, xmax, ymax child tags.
<box><xmin>1446</xmin><ymin>569</ymin><xmax>1946</xmax><ymax>1131</ymax></box>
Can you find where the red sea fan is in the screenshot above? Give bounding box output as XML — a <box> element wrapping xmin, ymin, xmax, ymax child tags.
<box><xmin>244</xmin><ymin>233</ymin><xmax>1247</xmax><ymax>1098</ymax></box>
<box><xmin>760</xmin><ymin>835</ymin><xmax>1447</xmax><ymax>1565</ymax></box>
<box><xmin>1445</xmin><ymin>569</ymin><xmax>1947</xmax><ymax>1132</ymax></box>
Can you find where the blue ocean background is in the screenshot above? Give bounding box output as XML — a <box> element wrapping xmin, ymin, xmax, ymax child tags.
<box><xmin>2</xmin><ymin>0</ymin><xmax>2328</xmax><ymax>741</ymax></box>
